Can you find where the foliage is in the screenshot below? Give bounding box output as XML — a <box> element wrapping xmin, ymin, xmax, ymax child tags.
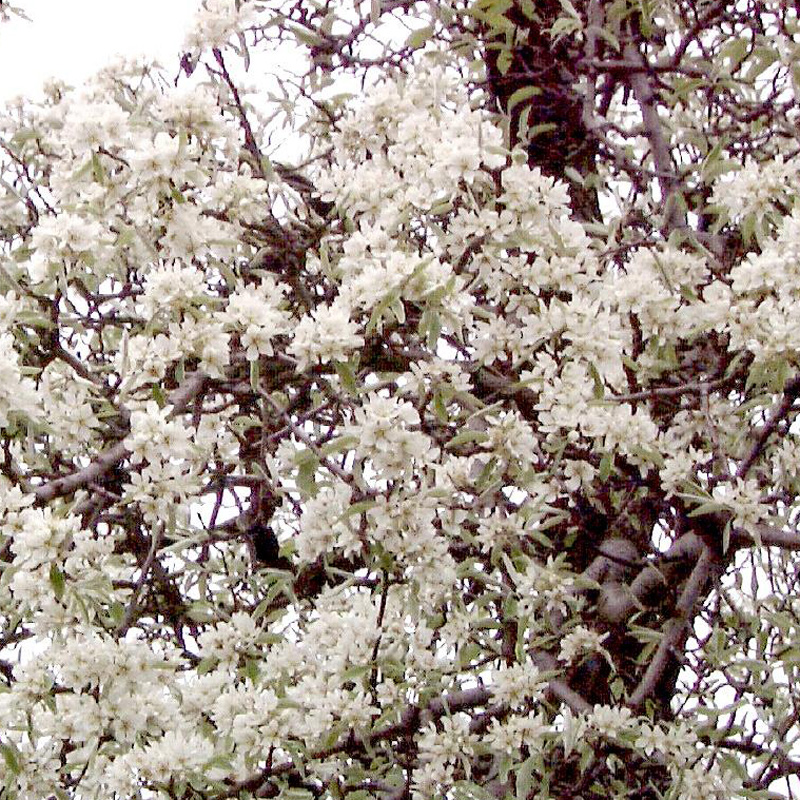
<box><xmin>0</xmin><ymin>0</ymin><xmax>799</xmax><ymax>798</ymax></box>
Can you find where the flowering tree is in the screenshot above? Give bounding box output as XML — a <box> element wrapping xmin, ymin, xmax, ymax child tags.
<box><xmin>0</xmin><ymin>0</ymin><xmax>799</xmax><ymax>797</ymax></box>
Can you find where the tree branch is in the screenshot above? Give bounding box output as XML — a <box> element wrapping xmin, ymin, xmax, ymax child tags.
<box><xmin>219</xmin><ymin>676</ymin><xmax>590</xmax><ymax>799</ymax></box>
<box><xmin>622</xmin><ymin>41</ymin><xmax>685</xmax><ymax>233</ymax></box>
<box><xmin>733</xmin><ymin>523</ymin><xmax>800</xmax><ymax>551</ymax></box>
<box><xmin>736</xmin><ymin>374</ymin><xmax>800</xmax><ymax>480</ymax></box>
<box><xmin>33</xmin><ymin>372</ymin><xmax>207</xmax><ymax>504</ymax></box>
<box><xmin>628</xmin><ymin>542</ymin><xmax>717</xmax><ymax>710</ymax></box>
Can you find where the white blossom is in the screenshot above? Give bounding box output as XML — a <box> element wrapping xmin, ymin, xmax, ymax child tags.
<box><xmin>289</xmin><ymin>300</ymin><xmax>365</xmax><ymax>371</ymax></box>
<box><xmin>558</xmin><ymin>626</ymin><xmax>610</xmax><ymax>664</ymax></box>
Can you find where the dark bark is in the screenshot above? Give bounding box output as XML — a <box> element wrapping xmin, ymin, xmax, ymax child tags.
<box><xmin>480</xmin><ymin>0</ymin><xmax>601</xmax><ymax>222</ymax></box>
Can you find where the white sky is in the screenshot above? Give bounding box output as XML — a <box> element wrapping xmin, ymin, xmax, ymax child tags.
<box><xmin>0</xmin><ymin>0</ymin><xmax>200</xmax><ymax>103</ymax></box>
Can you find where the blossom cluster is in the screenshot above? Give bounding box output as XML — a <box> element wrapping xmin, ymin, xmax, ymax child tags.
<box><xmin>0</xmin><ymin>1</ymin><xmax>796</xmax><ymax>798</ymax></box>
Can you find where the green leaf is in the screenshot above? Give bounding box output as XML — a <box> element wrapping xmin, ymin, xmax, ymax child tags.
<box><xmin>151</xmin><ymin>383</ymin><xmax>167</xmax><ymax>408</ymax></box>
<box><xmin>720</xmin><ymin>36</ymin><xmax>749</xmax><ymax>72</ymax></box>
<box><xmin>231</xmin><ymin>415</ymin><xmax>261</xmax><ymax>435</ymax></box>
<box><xmin>91</xmin><ymin>151</ymin><xmax>106</xmax><ymax>184</ymax></box>
<box><xmin>458</xmin><ymin>641</ymin><xmax>481</xmax><ymax>667</ymax></box>
<box><xmin>320</xmin><ymin>435</ymin><xmax>359</xmax><ymax>457</ymax></box>
<box><xmin>687</xmin><ymin>500</ymin><xmax>725</xmax><ymax>517</ymax></box>
<box><xmin>390</xmin><ymin>296</ymin><xmax>406</xmax><ymax>324</ymax></box>
<box><xmin>700</xmin><ymin>137</ymin><xmax>727</xmax><ymax>180</ymax></box>
<box><xmin>496</xmin><ymin>47</ymin><xmax>513</xmax><ymax>76</ymax></box>
<box><xmin>467</xmin><ymin>0</ymin><xmax>514</xmax><ymax>27</ymax></box>
<box><xmin>170</xmin><ymin>185</ymin><xmax>186</xmax><ymax>204</ymax></box>
<box><xmin>599</xmin><ymin>451</ymin><xmax>613</xmax><ymax>481</ymax></box>
<box><xmin>108</xmin><ymin>601</ymin><xmax>125</xmax><ymax>626</ymax></box>
<box><xmin>341</xmin><ymin>664</ymin><xmax>370</xmax><ymax>682</ymax></box>
<box><xmin>406</xmin><ymin>25</ymin><xmax>433</xmax><ymax>49</ymax></box>
<box><xmin>564</xmin><ymin>166</ymin><xmax>585</xmax><ymax>186</ymax></box>
<box><xmin>587</xmin><ymin>361</ymin><xmax>604</xmax><ymax>399</ymax></box>
<box><xmin>0</xmin><ymin>742</ymin><xmax>20</xmax><ymax>775</ymax></box>
<box><xmin>49</xmin><ymin>563</ymin><xmax>65</xmax><ymax>601</ymax></box>
<box><xmin>186</xmin><ymin>602</ymin><xmax>216</xmax><ymax>623</ymax></box>
<box><xmin>516</xmin><ymin>104</ymin><xmax>532</xmax><ymax>143</ymax></box>
<box><xmin>334</xmin><ymin>360</ymin><xmax>359</xmax><ymax>395</ymax></box>
<box><xmin>525</xmin><ymin>122</ymin><xmax>558</xmax><ymax>139</ymax></box>
<box><xmin>446</xmin><ymin>430</ymin><xmax>489</xmax><ymax>449</ymax></box>
<box><xmin>339</xmin><ymin>499</ymin><xmax>378</xmax><ymax>518</ymax></box>
<box><xmin>621</xmin><ymin>354</ymin><xmax>639</xmax><ymax>372</ymax></box>
<box><xmin>595</xmin><ymin>25</ymin><xmax>620</xmax><ymax>51</ymax></box>
<box><xmin>558</xmin><ymin>0</ymin><xmax>581</xmax><ymax>18</ymax></box>
<box><xmin>550</xmin><ymin>15</ymin><xmax>582</xmax><ymax>39</ymax></box>
<box><xmin>740</xmin><ymin>212</ymin><xmax>756</xmax><ymax>246</ymax></box>
<box><xmin>287</xmin><ymin>22</ymin><xmax>328</xmax><ymax>47</ymax></box>
<box><xmin>745</xmin><ymin>45</ymin><xmax>779</xmax><ymax>81</ymax></box>
<box><xmin>197</xmin><ymin>657</ymin><xmax>218</xmax><ymax>675</ymax></box>
<box><xmin>10</xmin><ymin>127</ymin><xmax>39</xmax><ymax>146</ymax></box>
<box><xmin>428</xmin><ymin>198</ymin><xmax>453</xmax><ymax>216</ymax></box>
<box><xmin>242</xmin><ymin>658</ymin><xmax>259</xmax><ymax>684</ymax></box>
<box><xmin>419</xmin><ymin>308</ymin><xmax>442</xmax><ymax>351</ymax></box>
<box><xmin>296</xmin><ymin>455</ymin><xmax>319</xmax><ymax>497</ymax></box>
<box><xmin>253</xmin><ymin>580</ymin><xmax>290</xmax><ymax>620</ymax></box>
<box><xmin>476</xmin><ymin>456</ymin><xmax>499</xmax><ymax>489</ymax></box>
<box><xmin>506</xmin><ymin>85</ymin><xmax>541</xmax><ymax>114</ymax></box>
<box><xmin>432</xmin><ymin>391</ymin><xmax>448</xmax><ymax>424</ymax></box>
<box><xmin>629</xmin><ymin>444</ymin><xmax>665</xmax><ymax>469</ymax></box>
<box><xmin>250</xmin><ymin>358</ymin><xmax>260</xmax><ymax>392</ymax></box>
<box><xmin>366</xmin><ymin>291</ymin><xmax>397</xmax><ymax>335</ymax></box>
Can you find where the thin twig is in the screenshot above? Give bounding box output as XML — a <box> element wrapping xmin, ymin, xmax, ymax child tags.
<box><xmin>737</xmin><ymin>374</ymin><xmax>800</xmax><ymax>480</ymax></box>
<box><xmin>115</xmin><ymin>526</ymin><xmax>162</xmax><ymax>637</ymax></box>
